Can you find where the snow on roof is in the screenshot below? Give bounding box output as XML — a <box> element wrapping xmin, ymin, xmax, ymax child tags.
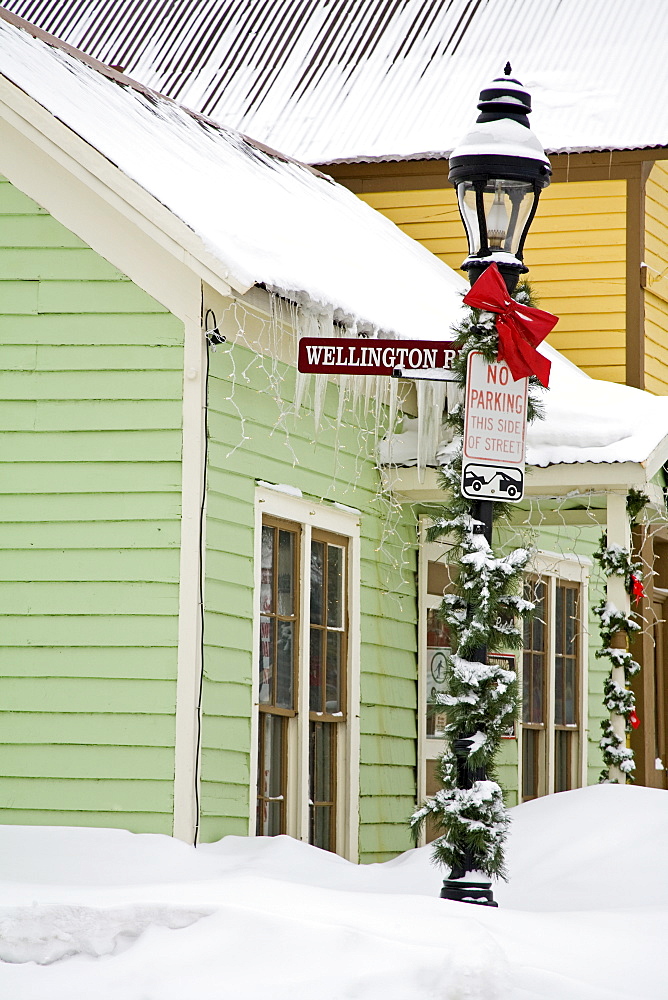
<box><xmin>0</xmin><ymin>785</ymin><xmax>666</xmax><ymax>996</ymax></box>
<box><xmin>5</xmin><ymin>0</ymin><xmax>668</xmax><ymax>164</ymax></box>
<box><xmin>382</xmin><ymin>343</ymin><xmax>668</xmax><ymax>471</ymax></box>
<box><xmin>0</xmin><ymin>14</ymin><xmax>467</xmax><ymax>339</ymax></box>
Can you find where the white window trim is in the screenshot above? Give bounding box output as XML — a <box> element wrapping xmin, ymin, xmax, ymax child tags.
<box><xmin>520</xmin><ymin>551</ymin><xmax>591</xmax><ymax>798</ymax></box>
<box><xmin>251</xmin><ymin>485</ymin><xmax>361</xmax><ymax>861</ymax></box>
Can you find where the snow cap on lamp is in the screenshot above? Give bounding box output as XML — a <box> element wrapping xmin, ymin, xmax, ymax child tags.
<box><xmin>449</xmin><ymin>64</ymin><xmax>551</xmax><ymax>292</ymax></box>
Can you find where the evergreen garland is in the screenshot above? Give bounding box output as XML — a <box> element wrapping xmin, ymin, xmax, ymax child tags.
<box><xmin>411</xmin><ymin>284</ymin><xmax>544</xmax><ymax>880</ymax></box>
<box><xmin>593</xmin><ymin>491</ymin><xmax>648</xmax><ymax>781</ymax></box>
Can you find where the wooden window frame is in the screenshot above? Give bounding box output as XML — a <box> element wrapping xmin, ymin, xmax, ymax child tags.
<box><xmin>522</xmin><ymin>576</ymin><xmax>548</xmax><ymax>800</ymax></box>
<box><xmin>519</xmin><ymin>553</ymin><xmax>590</xmax><ymax>801</ymax></box>
<box><xmin>251</xmin><ymin>486</ymin><xmax>361</xmax><ymax>861</ymax></box>
<box><xmin>256</xmin><ymin>516</ymin><xmax>300</xmax><ymax>836</ymax></box>
<box><xmin>308</xmin><ymin>528</ymin><xmax>349</xmax><ymax>852</ymax></box>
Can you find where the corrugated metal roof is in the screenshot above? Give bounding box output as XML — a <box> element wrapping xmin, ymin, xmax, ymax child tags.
<box><xmin>2</xmin><ymin>0</ymin><xmax>668</xmax><ymax>164</ymax></box>
<box><xmin>0</xmin><ymin>12</ymin><xmax>468</xmax><ymax>339</ymax></box>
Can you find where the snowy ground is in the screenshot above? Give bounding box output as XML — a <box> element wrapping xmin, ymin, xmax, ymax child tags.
<box><xmin>0</xmin><ymin>784</ymin><xmax>665</xmax><ymax>999</ymax></box>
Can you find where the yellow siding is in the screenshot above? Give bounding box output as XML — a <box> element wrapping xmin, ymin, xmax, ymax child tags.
<box><xmin>360</xmin><ymin>179</ymin><xmax>627</xmax><ymax>383</ymax></box>
<box><xmin>645</xmin><ymin>161</ymin><xmax>668</xmax><ymax>394</ymax></box>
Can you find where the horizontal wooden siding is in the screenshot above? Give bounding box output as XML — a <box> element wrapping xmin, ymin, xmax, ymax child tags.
<box><xmin>0</xmin><ymin>176</ymin><xmax>184</xmax><ymax>833</ymax></box>
<box><xmin>346</xmin><ymin>174</ymin><xmax>627</xmax><ymax>382</ymax></box>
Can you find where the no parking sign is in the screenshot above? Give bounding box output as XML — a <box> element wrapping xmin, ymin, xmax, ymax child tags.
<box><xmin>461</xmin><ymin>351</ymin><xmax>528</xmax><ymax>502</ymax></box>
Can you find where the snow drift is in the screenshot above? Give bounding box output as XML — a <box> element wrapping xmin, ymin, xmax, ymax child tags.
<box><xmin>0</xmin><ymin>784</ymin><xmax>666</xmax><ymax>999</ymax></box>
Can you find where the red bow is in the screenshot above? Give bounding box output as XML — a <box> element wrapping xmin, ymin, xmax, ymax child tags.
<box><xmin>463</xmin><ymin>263</ymin><xmax>558</xmax><ymax>388</ymax></box>
<box><xmin>629</xmin><ymin>709</ymin><xmax>641</xmax><ymax>730</ymax></box>
<box><xmin>631</xmin><ymin>573</ymin><xmax>644</xmax><ymax>604</ymax></box>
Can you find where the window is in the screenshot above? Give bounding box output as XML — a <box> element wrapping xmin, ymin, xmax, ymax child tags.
<box><xmin>253</xmin><ymin>487</ymin><xmax>359</xmax><ymax>858</ymax></box>
<box><xmin>308</xmin><ymin>532</ymin><xmax>347</xmax><ymax>850</ymax></box>
<box><xmin>521</xmin><ymin>557</ymin><xmax>588</xmax><ymax>800</ymax></box>
<box><xmin>417</xmin><ymin>526</ymin><xmax>457</xmax><ymax>844</ymax></box>
<box><xmin>522</xmin><ymin>578</ymin><xmax>547</xmax><ymax>800</ymax></box>
<box><xmin>257</xmin><ymin>518</ymin><xmax>299</xmax><ymax>837</ymax></box>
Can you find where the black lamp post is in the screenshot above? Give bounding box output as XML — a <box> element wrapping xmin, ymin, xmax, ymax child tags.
<box><xmin>449</xmin><ymin>64</ymin><xmax>551</xmax><ymax>293</ymax></box>
<box><xmin>439</xmin><ymin>68</ymin><xmax>551</xmax><ymax>907</ymax></box>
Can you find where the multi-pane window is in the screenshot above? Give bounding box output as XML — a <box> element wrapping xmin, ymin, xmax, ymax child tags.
<box><xmin>522</xmin><ymin>579</ymin><xmax>547</xmax><ymax>799</ymax></box>
<box><xmin>554</xmin><ymin>583</ymin><xmax>579</xmax><ymax>793</ymax></box>
<box><xmin>309</xmin><ymin>532</ymin><xmax>347</xmax><ymax>851</ymax></box>
<box><xmin>257</xmin><ymin>519</ymin><xmax>299</xmax><ymax>836</ymax></box>
<box><xmin>521</xmin><ymin>569</ymin><xmax>583</xmax><ymax>801</ymax></box>
<box><xmin>255</xmin><ymin>505</ymin><xmax>351</xmax><ymax>854</ymax></box>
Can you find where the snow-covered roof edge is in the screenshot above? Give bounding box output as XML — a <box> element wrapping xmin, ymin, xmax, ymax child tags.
<box><xmin>0</xmin><ymin>11</ymin><xmax>467</xmax><ymax>341</ymax></box>
<box><xmin>380</xmin><ymin>342</ymin><xmax>668</xmax><ymax>483</ymax></box>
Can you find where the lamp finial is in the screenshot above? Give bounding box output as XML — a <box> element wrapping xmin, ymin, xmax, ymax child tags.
<box><xmin>504</xmin><ymin>61</ymin><xmax>512</xmax><ymax>75</ymax></box>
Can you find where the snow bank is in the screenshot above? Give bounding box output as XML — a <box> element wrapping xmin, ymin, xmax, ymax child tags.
<box><xmin>0</xmin><ymin>785</ymin><xmax>666</xmax><ymax>998</ymax></box>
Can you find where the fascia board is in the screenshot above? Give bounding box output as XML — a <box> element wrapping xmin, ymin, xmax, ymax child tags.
<box><xmin>0</xmin><ymin>73</ymin><xmax>246</xmax><ymax>305</ymax></box>
<box><xmin>642</xmin><ymin>435</ymin><xmax>668</xmax><ymax>483</ymax></box>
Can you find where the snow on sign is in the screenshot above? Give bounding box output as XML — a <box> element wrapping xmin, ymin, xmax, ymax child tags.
<box><xmin>462</xmin><ymin>351</ymin><xmax>528</xmax><ymax>503</ymax></box>
<box><xmin>298</xmin><ymin>338</ymin><xmax>459</xmax><ymax>377</ymax></box>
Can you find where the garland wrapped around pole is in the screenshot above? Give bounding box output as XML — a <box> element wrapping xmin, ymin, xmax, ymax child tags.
<box><xmin>410</xmin><ymin>277</ymin><xmax>549</xmax><ymax>889</ymax></box>
<box><xmin>594</xmin><ymin>490</ymin><xmax>648</xmax><ymax>782</ymax></box>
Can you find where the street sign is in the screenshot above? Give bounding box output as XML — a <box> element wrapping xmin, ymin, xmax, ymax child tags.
<box><xmin>298</xmin><ymin>337</ymin><xmax>459</xmax><ymax>377</ymax></box>
<box><xmin>461</xmin><ymin>351</ymin><xmax>528</xmax><ymax>503</ymax></box>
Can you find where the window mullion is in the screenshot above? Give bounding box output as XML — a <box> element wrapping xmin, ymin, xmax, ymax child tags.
<box><xmin>579</xmin><ymin>572</ymin><xmax>589</xmax><ymax>788</ymax></box>
<box><xmin>546</xmin><ymin>577</ymin><xmax>557</xmax><ymax>796</ymax></box>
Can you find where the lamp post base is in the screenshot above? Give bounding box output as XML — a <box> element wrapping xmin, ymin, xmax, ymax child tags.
<box><xmin>440</xmin><ymin>877</ymin><xmax>498</xmax><ymax>907</ymax></box>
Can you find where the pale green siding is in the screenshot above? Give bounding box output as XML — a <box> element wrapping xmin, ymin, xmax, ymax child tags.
<box><xmin>0</xmin><ymin>176</ymin><xmax>184</xmax><ymax>833</ymax></box>
<box><xmin>200</xmin><ymin>329</ymin><xmax>419</xmax><ymax>861</ymax></box>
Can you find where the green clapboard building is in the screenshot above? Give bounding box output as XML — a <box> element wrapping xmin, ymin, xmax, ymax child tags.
<box><xmin>0</xmin><ymin>12</ymin><xmax>474</xmax><ymax>863</ymax></box>
<box><xmin>2</xmin><ymin>12</ymin><xmax>668</xmax><ymax>865</ymax></box>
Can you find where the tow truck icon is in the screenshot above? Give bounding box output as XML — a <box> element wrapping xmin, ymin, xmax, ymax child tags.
<box><xmin>462</xmin><ymin>464</ymin><xmax>523</xmax><ymax>500</ymax></box>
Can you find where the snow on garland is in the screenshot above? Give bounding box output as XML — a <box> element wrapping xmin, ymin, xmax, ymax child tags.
<box><xmin>410</xmin><ymin>283</ymin><xmax>544</xmax><ymax>880</ymax></box>
<box><xmin>593</xmin><ymin>490</ymin><xmax>648</xmax><ymax>782</ymax></box>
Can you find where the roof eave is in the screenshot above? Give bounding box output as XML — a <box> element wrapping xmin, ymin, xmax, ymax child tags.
<box><xmin>313</xmin><ymin>143</ymin><xmax>668</xmax><ymax>168</ymax></box>
<box><xmin>384</xmin><ymin>460</ymin><xmax>659</xmax><ymax>504</ymax></box>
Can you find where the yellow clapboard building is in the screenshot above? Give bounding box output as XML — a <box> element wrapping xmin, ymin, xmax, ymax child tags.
<box><xmin>326</xmin><ymin>152</ymin><xmax>668</xmax><ymax>395</ymax></box>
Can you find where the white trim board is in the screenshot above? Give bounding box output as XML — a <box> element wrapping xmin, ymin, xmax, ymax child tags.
<box><xmin>0</xmin><ymin>73</ymin><xmax>235</xmax><ymax>322</ymax></box>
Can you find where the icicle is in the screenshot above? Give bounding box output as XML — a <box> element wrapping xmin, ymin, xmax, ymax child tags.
<box><xmin>336</xmin><ymin>372</ymin><xmax>349</xmax><ymax>429</ymax></box>
<box><xmin>430</xmin><ymin>383</ymin><xmax>447</xmax><ymax>457</ymax></box>
<box><xmin>351</xmin><ymin>369</ymin><xmax>365</xmax><ymax>411</ymax></box>
<box><xmin>268</xmin><ymin>290</ymin><xmax>283</xmax><ymax>361</ymax></box>
<box><xmin>415</xmin><ymin>380</ymin><xmax>447</xmax><ymax>480</ymax></box>
<box><xmin>293</xmin><ymin>369</ymin><xmax>310</xmax><ymax>416</ymax></box>
<box><xmin>445</xmin><ymin>380</ymin><xmax>464</xmax><ymax>416</ymax></box>
<box><xmin>313</xmin><ymin>373</ymin><xmax>328</xmax><ymax>429</ymax></box>
<box><xmin>368</xmin><ymin>376</ymin><xmax>387</xmax><ymax>456</ymax></box>
<box><xmin>293</xmin><ymin>304</ymin><xmax>318</xmax><ymax>417</ymax></box>
<box><xmin>416</xmin><ymin>380</ymin><xmax>428</xmax><ymax>481</ymax></box>
<box><xmin>363</xmin><ymin>374</ymin><xmax>375</xmax><ymax>422</ymax></box>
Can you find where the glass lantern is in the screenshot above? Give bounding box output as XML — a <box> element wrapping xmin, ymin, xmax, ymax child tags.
<box><xmin>448</xmin><ymin>69</ymin><xmax>551</xmax><ymax>290</ymax></box>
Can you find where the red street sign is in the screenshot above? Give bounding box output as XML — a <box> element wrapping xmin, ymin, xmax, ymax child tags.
<box><xmin>298</xmin><ymin>338</ymin><xmax>459</xmax><ymax>376</ymax></box>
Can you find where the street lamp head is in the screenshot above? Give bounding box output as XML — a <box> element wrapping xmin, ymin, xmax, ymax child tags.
<box><xmin>449</xmin><ymin>65</ymin><xmax>551</xmax><ymax>292</ymax></box>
